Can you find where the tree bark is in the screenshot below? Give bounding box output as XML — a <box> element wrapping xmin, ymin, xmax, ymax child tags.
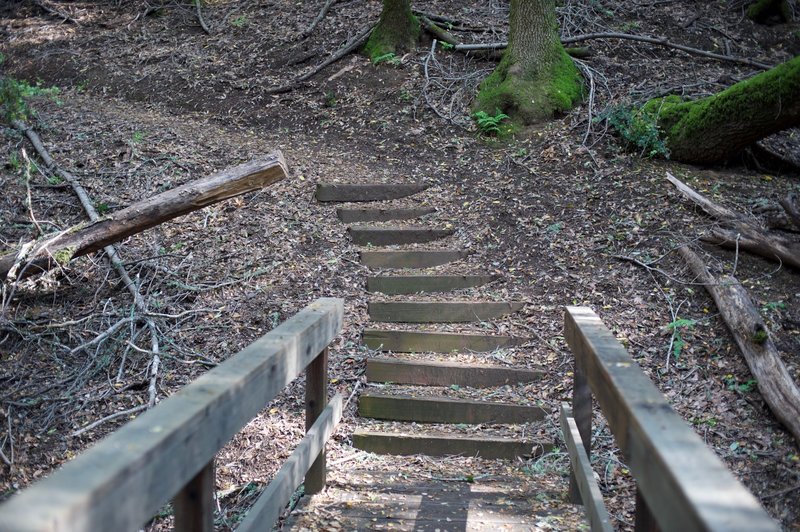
<box><xmin>679</xmin><ymin>246</ymin><xmax>800</xmax><ymax>445</ymax></box>
<box><xmin>647</xmin><ymin>56</ymin><xmax>800</xmax><ymax>164</ymax></box>
<box><xmin>474</xmin><ymin>0</ymin><xmax>582</xmax><ymax>125</ymax></box>
<box><xmin>363</xmin><ymin>0</ymin><xmax>419</xmax><ymax>60</ymax></box>
<box><xmin>0</xmin><ymin>153</ymin><xmax>288</xmax><ymax>282</ymax></box>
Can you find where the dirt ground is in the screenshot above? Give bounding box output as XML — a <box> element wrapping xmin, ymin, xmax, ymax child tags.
<box><xmin>1</xmin><ymin>0</ymin><xmax>799</xmax><ymax>529</ymax></box>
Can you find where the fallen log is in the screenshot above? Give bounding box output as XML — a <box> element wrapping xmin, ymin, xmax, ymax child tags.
<box><xmin>0</xmin><ymin>152</ymin><xmax>288</xmax><ymax>282</ymax></box>
<box><xmin>666</xmin><ymin>172</ymin><xmax>800</xmax><ymax>269</ymax></box>
<box><xmin>679</xmin><ymin>246</ymin><xmax>800</xmax><ymax>445</ymax></box>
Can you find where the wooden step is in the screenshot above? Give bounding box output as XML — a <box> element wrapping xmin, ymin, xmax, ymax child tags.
<box><xmin>360</xmin><ymin>250</ymin><xmax>468</xmax><ymax>269</ymax></box>
<box><xmin>352</xmin><ymin>430</ymin><xmax>552</xmax><ymax>460</ymax></box>
<box><xmin>349</xmin><ymin>226</ymin><xmax>454</xmax><ymax>246</ymax></box>
<box><xmin>362</xmin><ymin>329</ymin><xmax>527</xmax><ymax>353</ymax></box>
<box><xmin>316</xmin><ymin>183</ymin><xmax>427</xmax><ymax>202</ymax></box>
<box><xmin>337</xmin><ymin>207</ymin><xmax>435</xmax><ymax>223</ymax></box>
<box><xmin>359</xmin><ymin>393</ymin><xmax>547</xmax><ymax>424</ymax></box>
<box><xmin>366</xmin><ymin>357</ymin><xmax>543</xmax><ymax>387</ymax></box>
<box><xmin>367</xmin><ymin>274</ymin><xmax>495</xmax><ymax>295</ymax></box>
<box><xmin>368</xmin><ymin>301</ymin><xmax>525</xmax><ymax>323</ymax></box>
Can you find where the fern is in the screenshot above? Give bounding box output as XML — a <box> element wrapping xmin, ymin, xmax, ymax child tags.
<box><xmin>472</xmin><ymin>110</ymin><xmax>509</xmax><ymax>135</ymax></box>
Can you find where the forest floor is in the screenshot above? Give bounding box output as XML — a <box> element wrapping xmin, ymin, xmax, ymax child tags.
<box><xmin>1</xmin><ymin>0</ymin><xmax>799</xmax><ymax>530</ymax></box>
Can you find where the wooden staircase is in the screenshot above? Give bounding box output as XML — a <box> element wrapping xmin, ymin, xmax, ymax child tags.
<box><xmin>286</xmin><ymin>180</ymin><xmax>566</xmax><ymax>529</ymax></box>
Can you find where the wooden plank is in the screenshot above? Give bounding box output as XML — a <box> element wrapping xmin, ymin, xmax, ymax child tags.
<box><xmin>315</xmin><ymin>182</ymin><xmax>427</xmax><ymax>202</ymax></box>
<box><xmin>366</xmin><ymin>357</ymin><xmax>542</xmax><ymax>387</ymax></box>
<box><xmin>359</xmin><ymin>393</ymin><xmax>546</xmax><ymax>424</ymax></box>
<box><xmin>367</xmin><ymin>274</ymin><xmax>495</xmax><ymax>295</ymax></box>
<box><xmin>304</xmin><ymin>348</ymin><xmax>328</xmax><ymax>495</ymax></box>
<box><xmin>352</xmin><ymin>430</ymin><xmax>552</xmax><ymax>460</ymax></box>
<box><xmin>565</xmin><ymin>307</ymin><xmax>778</xmax><ymax>532</ymax></box>
<box><xmin>560</xmin><ymin>404</ymin><xmax>613</xmax><ymax>532</ymax></box>
<box><xmin>237</xmin><ymin>394</ymin><xmax>343</xmax><ymax>532</ymax></box>
<box><xmin>368</xmin><ymin>301</ymin><xmax>525</xmax><ymax>323</ymax></box>
<box><xmin>360</xmin><ymin>249</ymin><xmax>468</xmax><ymax>268</ymax></box>
<box><xmin>349</xmin><ymin>226</ymin><xmax>454</xmax><ymax>246</ymax></box>
<box><xmin>362</xmin><ymin>329</ymin><xmax>526</xmax><ymax>353</ymax></box>
<box><xmin>173</xmin><ymin>461</ymin><xmax>215</xmax><ymax>532</ymax></box>
<box><xmin>0</xmin><ymin>298</ymin><xmax>344</xmax><ymax>532</ymax></box>
<box><xmin>337</xmin><ymin>207</ymin><xmax>435</xmax><ymax>223</ymax></box>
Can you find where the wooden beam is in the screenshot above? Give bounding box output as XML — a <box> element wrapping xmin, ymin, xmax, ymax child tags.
<box><xmin>560</xmin><ymin>404</ymin><xmax>613</xmax><ymax>532</ymax></box>
<box><xmin>315</xmin><ymin>182</ymin><xmax>427</xmax><ymax>202</ymax></box>
<box><xmin>349</xmin><ymin>226</ymin><xmax>454</xmax><ymax>246</ymax></box>
<box><xmin>367</xmin><ymin>274</ymin><xmax>495</xmax><ymax>295</ymax></box>
<box><xmin>368</xmin><ymin>301</ymin><xmax>525</xmax><ymax>323</ymax></box>
<box><xmin>366</xmin><ymin>357</ymin><xmax>542</xmax><ymax>387</ymax></box>
<box><xmin>173</xmin><ymin>461</ymin><xmax>215</xmax><ymax>532</ymax></box>
<box><xmin>337</xmin><ymin>207</ymin><xmax>435</xmax><ymax>223</ymax></box>
<box><xmin>359</xmin><ymin>393</ymin><xmax>546</xmax><ymax>424</ymax></box>
<box><xmin>304</xmin><ymin>348</ymin><xmax>328</xmax><ymax>495</ymax></box>
<box><xmin>0</xmin><ymin>298</ymin><xmax>344</xmax><ymax>532</ymax></box>
<box><xmin>359</xmin><ymin>250</ymin><xmax>469</xmax><ymax>268</ymax></box>
<box><xmin>236</xmin><ymin>394</ymin><xmax>343</xmax><ymax>532</ymax></box>
<box><xmin>0</xmin><ymin>154</ymin><xmax>288</xmax><ymax>282</ymax></box>
<box><xmin>353</xmin><ymin>430</ymin><xmax>552</xmax><ymax>460</ymax></box>
<box><xmin>362</xmin><ymin>329</ymin><xmax>526</xmax><ymax>353</ymax></box>
<box><xmin>565</xmin><ymin>307</ymin><xmax>778</xmax><ymax>532</ymax></box>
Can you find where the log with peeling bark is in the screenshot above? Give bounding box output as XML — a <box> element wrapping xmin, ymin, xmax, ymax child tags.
<box><xmin>666</xmin><ymin>172</ymin><xmax>800</xmax><ymax>269</ymax></box>
<box><xmin>0</xmin><ymin>153</ymin><xmax>288</xmax><ymax>282</ymax></box>
<box><xmin>679</xmin><ymin>246</ymin><xmax>800</xmax><ymax>445</ymax></box>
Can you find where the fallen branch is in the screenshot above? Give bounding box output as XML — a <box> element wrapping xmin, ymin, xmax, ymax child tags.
<box><xmin>778</xmin><ymin>192</ymin><xmax>800</xmax><ymax>231</ymax></box>
<box><xmin>195</xmin><ymin>0</ymin><xmax>212</xmax><ymax>35</ymax></box>
<box><xmin>666</xmin><ymin>172</ymin><xmax>800</xmax><ymax>269</ymax></box>
<box><xmin>265</xmin><ymin>23</ymin><xmax>374</xmax><ymax>95</ymax></box>
<box><xmin>455</xmin><ymin>32</ymin><xmax>773</xmax><ymax>70</ymax></box>
<box><xmin>679</xmin><ymin>246</ymin><xmax>800</xmax><ymax>445</ymax></box>
<box><xmin>32</xmin><ymin>0</ymin><xmax>80</xmax><ymax>24</ymax></box>
<box><xmin>0</xmin><ymin>125</ymin><xmax>287</xmax><ymax>281</ymax></box>
<box><xmin>71</xmin><ymin>404</ymin><xmax>148</xmax><ymax>438</ymax></box>
<box><xmin>302</xmin><ymin>0</ymin><xmax>337</xmax><ymax>38</ymax></box>
<box><xmin>419</xmin><ymin>16</ymin><xmax>460</xmax><ymax>46</ymax></box>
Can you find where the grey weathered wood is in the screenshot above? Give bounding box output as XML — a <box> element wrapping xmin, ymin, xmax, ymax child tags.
<box><xmin>304</xmin><ymin>348</ymin><xmax>328</xmax><ymax>495</ymax></box>
<box><xmin>349</xmin><ymin>226</ymin><xmax>454</xmax><ymax>246</ymax></box>
<box><xmin>337</xmin><ymin>207</ymin><xmax>435</xmax><ymax>223</ymax></box>
<box><xmin>367</xmin><ymin>274</ymin><xmax>495</xmax><ymax>295</ymax></box>
<box><xmin>570</xmin><ymin>340</ymin><xmax>592</xmax><ymax>505</ymax></box>
<box><xmin>236</xmin><ymin>394</ymin><xmax>343</xmax><ymax>532</ymax></box>
<box><xmin>635</xmin><ymin>488</ymin><xmax>661</xmax><ymax>532</ymax></box>
<box><xmin>360</xmin><ymin>250</ymin><xmax>469</xmax><ymax>268</ymax></box>
<box><xmin>173</xmin><ymin>461</ymin><xmax>215</xmax><ymax>532</ymax></box>
<box><xmin>0</xmin><ymin>298</ymin><xmax>344</xmax><ymax>532</ymax></box>
<box><xmin>565</xmin><ymin>306</ymin><xmax>778</xmax><ymax>532</ymax></box>
<box><xmin>353</xmin><ymin>430</ymin><xmax>552</xmax><ymax>460</ymax></box>
<box><xmin>315</xmin><ymin>182</ymin><xmax>427</xmax><ymax>202</ymax></box>
<box><xmin>368</xmin><ymin>301</ymin><xmax>525</xmax><ymax>323</ymax></box>
<box><xmin>560</xmin><ymin>404</ymin><xmax>613</xmax><ymax>532</ymax></box>
<box><xmin>362</xmin><ymin>328</ymin><xmax>527</xmax><ymax>353</ymax></box>
<box><xmin>366</xmin><ymin>357</ymin><xmax>542</xmax><ymax>387</ymax></box>
<box><xmin>359</xmin><ymin>393</ymin><xmax>546</xmax><ymax>424</ymax></box>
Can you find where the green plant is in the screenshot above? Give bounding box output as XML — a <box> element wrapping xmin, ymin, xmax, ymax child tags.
<box><xmin>472</xmin><ymin>110</ymin><xmax>509</xmax><ymax>135</ymax></box>
<box><xmin>439</xmin><ymin>41</ymin><xmax>454</xmax><ymax>51</ymax></box>
<box><xmin>398</xmin><ymin>89</ymin><xmax>413</xmax><ymax>102</ymax></box>
<box><xmin>95</xmin><ymin>202</ymin><xmax>110</xmax><ymax>215</ymax></box>
<box><xmin>666</xmin><ymin>318</ymin><xmax>696</xmax><ymax>360</ymax></box>
<box><xmin>131</xmin><ymin>130</ymin><xmax>146</xmax><ymax>144</ymax></box>
<box><xmin>599</xmin><ymin>104</ymin><xmax>669</xmax><ymax>158</ymax></box>
<box><xmin>323</xmin><ymin>91</ymin><xmax>337</xmax><ymax>108</ymax></box>
<box><xmin>372</xmin><ymin>52</ymin><xmax>401</xmax><ymax>66</ymax></box>
<box><xmin>231</xmin><ymin>15</ymin><xmax>247</xmax><ymax>27</ymax></box>
<box><xmin>0</xmin><ymin>76</ymin><xmax>60</xmax><ymax>122</ymax></box>
<box><xmin>7</xmin><ymin>151</ymin><xmax>21</xmax><ymax>172</ymax></box>
<box><xmin>75</xmin><ymin>79</ymin><xmax>90</xmax><ymax>93</ymax></box>
<box><xmin>723</xmin><ymin>374</ymin><xmax>758</xmax><ymax>393</ymax></box>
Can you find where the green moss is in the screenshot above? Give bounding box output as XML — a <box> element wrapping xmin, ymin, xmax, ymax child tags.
<box><xmin>474</xmin><ymin>47</ymin><xmax>582</xmax><ymax>130</ymax></box>
<box><xmin>752</xmin><ymin>327</ymin><xmax>769</xmax><ymax>344</ymax></box>
<box><xmin>363</xmin><ymin>4</ymin><xmax>420</xmax><ymax>61</ymax></box>
<box><xmin>54</xmin><ymin>246</ymin><xmax>76</xmax><ymax>266</ymax></box>
<box><xmin>747</xmin><ymin>0</ymin><xmax>791</xmax><ymax>22</ymax></box>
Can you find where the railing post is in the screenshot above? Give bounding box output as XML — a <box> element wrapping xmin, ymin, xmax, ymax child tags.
<box><xmin>173</xmin><ymin>460</ymin><xmax>215</xmax><ymax>532</ymax></box>
<box><xmin>304</xmin><ymin>347</ymin><xmax>329</xmax><ymax>495</ymax></box>
<box><xmin>634</xmin><ymin>487</ymin><xmax>661</xmax><ymax>531</ymax></box>
<box><xmin>569</xmin><ymin>355</ymin><xmax>592</xmax><ymax>504</ymax></box>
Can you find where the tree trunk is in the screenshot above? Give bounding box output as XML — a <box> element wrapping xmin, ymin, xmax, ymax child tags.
<box><xmin>747</xmin><ymin>0</ymin><xmax>792</xmax><ymax>23</ymax></box>
<box><xmin>646</xmin><ymin>55</ymin><xmax>800</xmax><ymax>164</ymax></box>
<box><xmin>363</xmin><ymin>0</ymin><xmax>419</xmax><ymax>61</ymax></box>
<box><xmin>474</xmin><ymin>0</ymin><xmax>582</xmax><ymax>126</ymax></box>
<box><xmin>0</xmin><ymin>154</ymin><xmax>288</xmax><ymax>282</ymax></box>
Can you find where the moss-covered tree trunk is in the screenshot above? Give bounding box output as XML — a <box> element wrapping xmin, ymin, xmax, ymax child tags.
<box><xmin>474</xmin><ymin>0</ymin><xmax>582</xmax><ymax>126</ymax></box>
<box><xmin>645</xmin><ymin>55</ymin><xmax>800</xmax><ymax>164</ymax></box>
<box><xmin>364</xmin><ymin>0</ymin><xmax>419</xmax><ymax>61</ymax></box>
<box><xmin>747</xmin><ymin>0</ymin><xmax>792</xmax><ymax>23</ymax></box>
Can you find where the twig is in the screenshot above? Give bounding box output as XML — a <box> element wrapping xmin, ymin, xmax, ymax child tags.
<box><xmin>148</xmin><ymin>353</ymin><xmax>160</xmax><ymax>408</ymax></box>
<box><xmin>20</xmin><ymin>149</ymin><xmax>43</xmax><ymax>236</ymax></box>
<box><xmin>32</xmin><ymin>0</ymin><xmax>80</xmax><ymax>24</ymax></box>
<box><xmin>343</xmin><ymin>378</ymin><xmax>362</xmax><ymax>412</ymax></box>
<box><xmin>195</xmin><ymin>0</ymin><xmax>212</xmax><ymax>35</ymax></box>
<box><xmin>455</xmin><ymin>32</ymin><xmax>773</xmax><ymax>70</ymax></box>
<box><xmin>71</xmin><ymin>404</ymin><xmax>147</xmax><ymax>437</ymax></box>
<box><xmin>302</xmin><ymin>0</ymin><xmax>337</xmax><ymax>37</ymax></box>
<box><xmin>419</xmin><ymin>16</ymin><xmax>461</xmax><ymax>46</ymax></box>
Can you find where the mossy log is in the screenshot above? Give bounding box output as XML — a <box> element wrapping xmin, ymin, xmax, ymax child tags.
<box><xmin>646</xmin><ymin>55</ymin><xmax>800</xmax><ymax>164</ymax></box>
<box><xmin>0</xmin><ymin>154</ymin><xmax>288</xmax><ymax>282</ymax></box>
<box><xmin>747</xmin><ymin>0</ymin><xmax>792</xmax><ymax>23</ymax></box>
<box><xmin>363</xmin><ymin>0</ymin><xmax>419</xmax><ymax>61</ymax></box>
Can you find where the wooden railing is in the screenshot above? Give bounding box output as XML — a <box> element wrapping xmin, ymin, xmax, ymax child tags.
<box><xmin>563</xmin><ymin>306</ymin><xmax>779</xmax><ymax>532</ymax></box>
<box><xmin>0</xmin><ymin>298</ymin><xmax>344</xmax><ymax>532</ymax></box>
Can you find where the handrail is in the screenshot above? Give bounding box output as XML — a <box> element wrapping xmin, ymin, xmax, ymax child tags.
<box><xmin>564</xmin><ymin>306</ymin><xmax>778</xmax><ymax>532</ymax></box>
<box><xmin>0</xmin><ymin>297</ymin><xmax>345</xmax><ymax>532</ymax></box>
